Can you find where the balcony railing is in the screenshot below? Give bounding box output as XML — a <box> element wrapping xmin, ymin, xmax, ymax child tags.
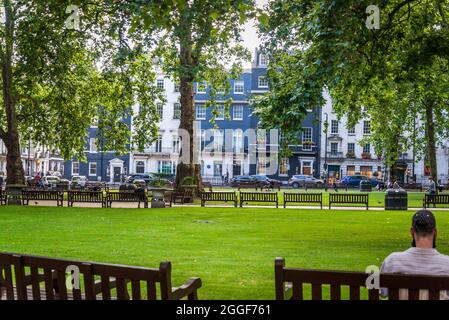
<box><xmin>327</xmin><ymin>151</ymin><xmax>344</xmax><ymax>159</ymax></box>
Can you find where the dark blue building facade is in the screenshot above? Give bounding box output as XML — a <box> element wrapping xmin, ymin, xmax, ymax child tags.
<box><xmin>63</xmin><ymin>122</ymin><xmax>131</xmax><ymax>183</ymax></box>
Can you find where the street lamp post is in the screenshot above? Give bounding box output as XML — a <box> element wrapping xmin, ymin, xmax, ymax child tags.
<box><xmin>323</xmin><ymin>113</ymin><xmax>329</xmax><ymax>187</ymax></box>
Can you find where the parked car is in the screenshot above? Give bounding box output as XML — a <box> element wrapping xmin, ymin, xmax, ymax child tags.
<box><xmin>71</xmin><ymin>175</ymin><xmax>87</xmax><ymax>188</ymax></box>
<box><xmin>341</xmin><ymin>175</ymin><xmax>383</xmax><ymax>187</ymax></box>
<box><xmin>251</xmin><ymin>175</ymin><xmax>282</xmax><ymax>189</ymax></box>
<box><xmin>288</xmin><ymin>175</ymin><xmax>324</xmax><ymax>188</ymax></box>
<box><xmin>125</xmin><ymin>173</ymin><xmax>155</xmax><ymax>184</ymax></box>
<box><xmin>230</xmin><ymin>175</ymin><xmax>259</xmax><ymax>188</ymax></box>
<box><xmin>42</xmin><ymin>176</ymin><xmax>61</xmax><ymax>188</ymax></box>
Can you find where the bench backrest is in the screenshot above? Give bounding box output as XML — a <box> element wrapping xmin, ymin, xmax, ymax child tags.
<box><xmin>22</xmin><ymin>190</ymin><xmax>63</xmax><ymax>200</ymax></box>
<box><xmin>0</xmin><ymin>252</ymin><xmax>180</xmax><ymax>300</ymax></box>
<box><xmin>240</xmin><ymin>192</ymin><xmax>278</xmax><ymax>202</ymax></box>
<box><xmin>424</xmin><ymin>194</ymin><xmax>449</xmax><ymax>203</ymax></box>
<box><xmin>201</xmin><ymin>192</ymin><xmax>236</xmax><ymax>201</ymax></box>
<box><xmin>107</xmin><ymin>191</ymin><xmax>147</xmax><ymax>201</ymax></box>
<box><xmin>329</xmin><ymin>193</ymin><xmax>368</xmax><ymax>203</ymax></box>
<box><xmin>284</xmin><ymin>193</ymin><xmax>322</xmax><ymax>202</ymax></box>
<box><xmin>275</xmin><ymin>258</ymin><xmax>449</xmax><ymax>300</ymax></box>
<box><xmin>68</xmin><ymin>190</ymin><xmax>104</xmax><ymax>202</ymax></box>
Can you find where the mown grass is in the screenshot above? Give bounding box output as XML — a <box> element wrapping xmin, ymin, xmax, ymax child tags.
<box><xmin>1</xmin><ymin>206</ymin><xmax>449</xmax><ymax>299</ymax></box>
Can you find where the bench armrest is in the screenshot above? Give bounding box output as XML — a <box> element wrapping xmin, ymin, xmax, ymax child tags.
<box><xmin>170</xmin><ymin>277</ymin><xmax>202</xmax><ymax>300</ymax></box>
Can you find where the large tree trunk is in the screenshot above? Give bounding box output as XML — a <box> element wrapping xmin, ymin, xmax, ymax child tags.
<box><xmin>1</xmin><ymin>0</ymin><xmax>25</xmax><ymax>185</ymax></box>
<box><xmin>175</xmin><ymin>14</ymin><xmax>203</xmax><ymax>195</ymax></box>
<box><xmin>424</xmin><ymin>99</ymin><xmax>438</xmax><ymax>183</ymax></box>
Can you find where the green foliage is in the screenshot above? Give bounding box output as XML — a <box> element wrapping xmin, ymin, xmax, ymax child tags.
<box><xmin>254</xmin><ymin>0</ymin><xmax>449</xmax><ymax>169</ymax></box>
<box><xmin>0</xmin><ymin>0</ymin><xmax>163</xmax><ymax>163</ymax></box>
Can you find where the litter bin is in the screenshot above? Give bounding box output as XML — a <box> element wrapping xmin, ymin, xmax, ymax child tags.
<box><xmin>385</xmin><ymin>188</ymin><xmax>408</xmax><ymax>210</ymax></box>
<box><xmin>360</xmin><ymin>180</ymin><xmax>372</xmax><ymax>192</ymax></box>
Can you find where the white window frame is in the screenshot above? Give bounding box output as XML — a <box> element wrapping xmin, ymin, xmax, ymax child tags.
<box><xmin>89</xmin><ymin>138</ymin><xmax>98</xmax><ymax>153</ymax></box>
<box><xmin>213</xmin><ymin>129</ymin><xmax>224</xmax><ymax>151</ymax></box>
<box><xmin>172</xmin><ymin>136</ymin><xmax>181</xmax><ymax>154</ymax></box>
<box><xmin>89</xmin><ymin>162</ymin><xmax>97</xmax><ymax>176</ymax></box>
<box><xmin>72</xmin><ymin>161</ymin><xmax>80</xmax><ymax>175</ymax></box>
<box><xmin>363</xmin><ymin>121</ymin><xmax>371</xmax><ymax>135</ymax></box>
<box><xmin>331</xmin><ymin>120</ymin><xmax>339</xmax><ymax>134</ymax></box>
<box><xmin>196</xmin><ymin>82</ymin><xmax>207</xmax><ymax>93</ymax></box>
<box><xmin>157</xmin><ymin>79</ymin><xmax>165</xmax><ymax>90</ymax></box>
<box><xmin>173</xmin><ymin>103</ymin><xmax>181</xmax><ymax>119</ymax></box>
<box><xmin>196</xmin><ymin>105</ymin><xmax>206</xmax><ymax>120</ymax></box>
<box><xmin>233</xmin><ymin>105</ymin><xmax>243</xmax><ymax>120</ymax></box>
<box><xmin>234</xmin><ymin>80</ymin><xmax>244</xmax><ymax>94</ymax></box>
<box><xmin>215</xmin><ymin>105</ymin><xmax>225</xmax><ymax>120</ymax></box>
<box><xmin>157</xmin><ymin>103</ymin><xmax>164</xmax><ymax>120</ymax></box>
<box><xmin>258</xmin><ymin>76</ymin><xmax>268</xmax><ymax>88</ymax></box>
<box><xmin>259</xmin><ymin>53</ymin><xmax>267</xmax><ymax>66</ymax></box>
<box><xmin>135</xmin><ymin>161</ymin><xmax>145</xmax><ymax>174</ymax></box>
<box><xmin>279</xmin><ymin>158</ymin><xmax>289</xmax><ymax>176</ymax></box>
<box><xmin>232</xmin><ymin>129</ymin><xmax>243</xmax><ymax>153</ymax></box>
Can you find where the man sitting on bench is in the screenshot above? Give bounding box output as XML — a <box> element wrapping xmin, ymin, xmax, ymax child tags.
<box><xmin>381</xmin><ymin>210</ymin><xmax>449</xmax><ymax>299</ymax></box>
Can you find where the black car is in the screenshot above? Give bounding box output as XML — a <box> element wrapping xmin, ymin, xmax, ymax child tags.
<box><xmin>230</xmin><ymin>175</ymin><xmax>259</xmax><ymax>188</ymax></box>
<box><xmin>125</xmin><ymin>173</ymin><xmax>155</xmax><ymax>184</ymax></box>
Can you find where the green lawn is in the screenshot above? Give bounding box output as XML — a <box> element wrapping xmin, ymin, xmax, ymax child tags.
<box><xmin>1</xmin><ymin>206</ymin><xmax>449</xmax><ymax>299</ymax></box>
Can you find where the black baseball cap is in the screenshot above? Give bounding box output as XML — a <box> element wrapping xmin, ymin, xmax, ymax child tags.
<box><xmin>412</xmin><ymin>210</ymin><xmax>436</xmax><ymax>233</ymax></box>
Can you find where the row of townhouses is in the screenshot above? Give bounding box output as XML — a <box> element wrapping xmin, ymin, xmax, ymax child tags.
<box><xmin>1</xmin><ymin>50</ymin><xmax>447</xmax><ymax>185</ymax></box>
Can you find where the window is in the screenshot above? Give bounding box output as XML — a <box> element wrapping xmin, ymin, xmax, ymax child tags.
<box><xmin>331</xmin><ymin>120</ymin><xmax>339</xmax><ymax>134</ymax></box>
<box><xmin>196</xmin><ymin>105</ymin><xmax>206</xmax><ymax>120</ymax></box>
<box><xmin>173</xmin><ymin>103</ymin><xmax>181</xmax><ymax>119</ymax></box>
<box><xmin>136</xmin><ymin>161</ymin><xmax>145</xmax><ymax>174</ymax></box>
<box><xmin>72</xmin><ymin>162</ymin><xmax>80</xmax><ymax>175</ymax></box>
<box><xmin>302</xmin><ymin>161</ymin><xmax>312</xmax><ymax>175</ymax></box>
<box><xmin>172</xmin><ymin>136</ymin><xmax>181</xmax><ymax>154</ymax></box>
<box><xmin>233</xmin><ymin>105</ymin><xmax>243</xmax><ymax>120</ymax></box>
<box><xmin>213</xmin><ymin>162</ymin><xmax>223</xmax><ymax>177</ymax></box>
<box><xmin>157</xmin><ymin>103</ymin><xmax>164</xmax><ymax>119</ymax></box>
<box><xmin>363</xmin><ymin>143</ymin><xmax>371</xmax><ymax>154</ymax></box>
<box><xmin>157</xmin><ymin>79</ymin><xmax>165</xmax><ymax>90</ymax></box>
<box><xmin>259</xmin><ymin>53</ymin><xmax>267</xmax><ymax>66</ymax></box>
<box><xmin>234</xmin><ymin>80</ymin><xmax>244</xmax><ymax>94</ymax></box>
<box><xmin>213</xmin><ymin>130</ymin><xmax>224</xmax><ymax>151</ymax></box>
<box><xmin>158</xmin><ymin>161</ymin><xmax>174</xmax><ymax>174</ymax></box>
<box><xmin>363</xmin><ymin>121</ymin><xmax>371</xmax><ymax>135</ymax></box>
<box><xmin>348</xmin><ymin>126</ymin><xmax>355</xmax><ymax>134</ymax></box>
<box><xmin>215</xmin><ymin>105</ymin><xmax>225</xmax><ymax>120</ymax></box>
<box><xmin>360</xmin><ymin>166</ymin><xmax>373</xmax><ymax>178</ymax></box>
<box><xmin>279</xmin><ymin>158</ymin><xmax>289</xmax><ymax>176</ymax></box>
<box><xmin>257</xmin><ymin>158</ymin><xmax>267</xmax><ymax>175</ymax></box>
<box><xmin>89</xmin><ymin>138</ymin><xmax>98</xmax><ymax>153</ymax></box>
<box><xmin>330</xmin><ymin>142</ymin><xmax>338</xmax><ymax>155</ymax></box>
<box><xmin>174</xmin><ymin>82</ymin><xmax>180</xmax><ymax>92</ymax></box>
<box><xmin>154</xmin><ymin>136</ymin><xmax>162</xmax><ymax>153</ymax></box>
<box><xmin>196</xmin><ymin>82</ymin><xmax>207</xmax><ymax>93</ymax></box>
<box><xmin>347</xmin><ymin>143</ymin><xmax>355</xmax><ymax>154</ymax></box>
<box><xmin>232</xmin><ymin>130</ymin><xmax>243</xmax><ymax>153</ymax></box>
<box><xmin>258</xmin><ymin>76</ymin><xmax>268</xmax><ymax>88</ymax></box>
<box><xmin>347</xmin><ymin>165</ymin><xmax>355</xmax><ymax>176</ymax></box>
<box><xmin>302</xmin><ymin>128</ymin><xmax>312</xmax><ymax>150</ymax></box>
<box><xmin>89</xmin><ymin>162</ymin><xmax>97</xmax><ymax>176</ymax></box>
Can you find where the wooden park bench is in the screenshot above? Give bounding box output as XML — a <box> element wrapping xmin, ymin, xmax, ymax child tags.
<box><xmin>172</xmin><ymin>189</ymin><xmax>194</xmax><ymax>205</ymax></box>
<box><xmin>106</xmin><ymin>191</ymin><xmax>148</xmax><ymax>208</ymax></box>
<box><xmin>239</xmin><ymin>192</ymin><xmax>279</xmax><ymax>208</ymax></box>
<box><xmin>22</xmin><ymin>189</ymin><xmax>64</xmax><ymax>207</ymax></box>
<box><xmin>423</xmin><ymin>194</ymin><xmax>449</xmax><ymax>209</ymax></box>
<box><xmin>200</xmin><ymin>192</ymin><xmax>238</xmax><ymax>207</ymax></box>
<box><xmin>0</xmin><ymin>188</ymin><xmax>6</xmax><ymax>205</ymax></box>
<box><xmin>67</xmin><ymin>190</ymin><xmax>106</xmax><ymax>208</ymax></box>
<box><xmin>275</xmin><ymin>258</ymin><xmax>449</xmax><ymax>300</ymax></box>
<box><xmin>283</xmin><ymin>193</ymin><xmax>323</xmax><ymax>209</ymax></box>
<box><xmin>329</xmin><ymin>193</ymin><xmax>369</xmax><ymax>210</ymax></box>
<box><xmin>0</xmin><ymin>252</ymin><xmax>202</xmax><ymax>300</ymax></box>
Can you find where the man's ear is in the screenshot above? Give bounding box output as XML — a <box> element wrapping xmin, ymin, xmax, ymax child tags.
<box><xmin>434</xmin><ymin>229</ymin><xmax>438</xmax><ymax>238</ymax></box>
<box><xmin>410</xmin><ymin>228</ymin><xmax>415</xmax><ymax>237</ymax></box>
